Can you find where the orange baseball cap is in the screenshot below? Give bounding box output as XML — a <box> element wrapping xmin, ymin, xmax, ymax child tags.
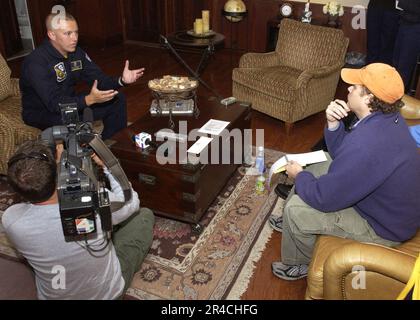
<box><xmin>341</xmin><ymin>63</ymin><xmax>404</xmax><ymax>104</ymax></box>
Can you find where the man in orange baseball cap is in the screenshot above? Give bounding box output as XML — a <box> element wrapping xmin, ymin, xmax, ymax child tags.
<box><xmin>271</xmin><ymin>63</ymin><xmax>420</xmax><ymax>281</ymax></box>
<box><xmin>340</xmin><ymin>63</ymin><xmax>405</xmax><ymax>104</ymax></box>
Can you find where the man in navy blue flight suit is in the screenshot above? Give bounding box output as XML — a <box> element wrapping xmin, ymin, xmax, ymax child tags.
<box><xmin>20</xmin><ymin>12</ymin><xmax>145</xmax><ymax>140</ymax></box>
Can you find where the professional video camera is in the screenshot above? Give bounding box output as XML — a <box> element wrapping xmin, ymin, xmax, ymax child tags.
<box><xmin>41</xmin><ymin>103</ymin><xmax>132</xmax><ymax>244</ymax></box>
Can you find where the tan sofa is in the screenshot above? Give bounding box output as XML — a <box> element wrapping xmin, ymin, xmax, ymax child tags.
<box><xmin>0</xmin><ymin>54</ymin><xmax>40</xmax><ymax>175</ymax></box>
<box><xmin>233</xmin><ymin>19</ymin><xmax>349</xmax><ymax>134</ymax></box>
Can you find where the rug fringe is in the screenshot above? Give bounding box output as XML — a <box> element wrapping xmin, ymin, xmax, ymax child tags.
<box><xmin>226</xmin><ymin>222</ymin><xmax>274</xmax><ymax>300</ymax></box>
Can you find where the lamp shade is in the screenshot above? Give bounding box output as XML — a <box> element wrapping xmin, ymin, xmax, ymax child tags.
<box><xmin>223</xmin><ymin>0</ymin><xmax>247</xmax><ymax>22</ymax></box>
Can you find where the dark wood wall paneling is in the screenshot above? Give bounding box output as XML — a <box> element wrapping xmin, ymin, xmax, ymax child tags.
<box><xmin>123</xmin><ymin>0</ymin><xmax>367</xmax><ymax>54</ymax></box>
<box><xmin>0</xmin><ymin>32</ymin><xmax>6</xmax><ymax>57</ymax></box>
<box><xmin>122</xmin><ymin>0</ymin><xmax>163</xmax><ymax>43</ymax></box>
<box><xmin>25</xmin><ymin>0</ymin><xmax>123</xmax><ymax>50</ymax></box>
<box><xmin>0</xmin><ymin>0</ymin><xmax>23</xmax><ymax>57</ymax></box>
<box><xmin>1</xmin><ymin>0</ymin><xmax>366</xmax><ymax>57</ymax></box>
<box><xmin>75</xmin><ymin>0</ymin><xmax>123</xmax><ymax>48</ymax></box>
<box><xmin>26</xmin><ymin>0</ymin><xmax>76</xmax><ymax>48</ymax></box>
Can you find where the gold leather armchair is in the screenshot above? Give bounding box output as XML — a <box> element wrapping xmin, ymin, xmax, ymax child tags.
<box><xmin>232</xmin><ymin>19</ymin><xmax>349</xmax><ymax>134</ymax></box>
<box><xmin>0</xmin><ymin>54</ymin><xmax>40</xmax><ymax>175</ymax></box>
<box><xmin>306</xmin><ymin>231</ymin><xmax>420</xmax><ymax>300</ymax></box>
<box><xmin>401</xmin><ymin>95</ymin><xmax>420</xmax><ymax>120</ymax></box>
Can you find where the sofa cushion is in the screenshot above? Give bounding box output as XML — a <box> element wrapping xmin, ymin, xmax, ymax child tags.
<box><xmin>0</xmin><ymin>55</ymin><xmax>12</xmax><ymax>102</ymax></box>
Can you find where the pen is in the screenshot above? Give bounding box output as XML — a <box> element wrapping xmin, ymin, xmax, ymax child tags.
<box><xmin>285</xmin><ymin>155</ymin><xmax>290</xmax><ymax>163</ymax></box>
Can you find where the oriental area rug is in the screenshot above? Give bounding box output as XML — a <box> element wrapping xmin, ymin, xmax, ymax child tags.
<box><xmin>0</xmin><ymin>149</ymin><xmax>289</xmax><ymax>300</ymax></box>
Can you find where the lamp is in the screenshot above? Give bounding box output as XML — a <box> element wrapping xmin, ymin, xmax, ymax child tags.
<box><xmin>222</xmin><ymin>0</ymin><xmax>247</xmax><ymax>22</ymax></box>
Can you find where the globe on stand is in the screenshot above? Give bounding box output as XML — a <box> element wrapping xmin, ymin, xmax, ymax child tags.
<box><xmin>223</xmin><ymin>0</ymin><xmax>247</xmax><ymax>22</ymax></box>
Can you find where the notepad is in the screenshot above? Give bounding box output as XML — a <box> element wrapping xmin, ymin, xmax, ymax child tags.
<box><xmin>267</xmin><ymin>151</ymin><xmax>328</xmax><ymax>189</ymax></box>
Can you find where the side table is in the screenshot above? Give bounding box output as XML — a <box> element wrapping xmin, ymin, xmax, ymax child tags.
<box><xmin>166</xmin><ymin>31</ymin><xmax>225</xmax><ymax>76</ymax></box>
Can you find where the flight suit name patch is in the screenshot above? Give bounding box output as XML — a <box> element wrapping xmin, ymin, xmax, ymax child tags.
<box><xmin>71</xmin><ymin>60</ymin><xmax>83</xmax><ymax>72</ymax></box>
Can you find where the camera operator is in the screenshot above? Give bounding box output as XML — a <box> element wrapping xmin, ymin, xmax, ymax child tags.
<box><xmin>2</xmin><ymin>140</ymin><xmax>155</xmax><ymax>300</ymax></box>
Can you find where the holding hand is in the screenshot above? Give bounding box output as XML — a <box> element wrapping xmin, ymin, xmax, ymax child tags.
<box><xmin>121</xmin><ymin>60</ymin><xmax>145</xmax><ymax>85</ymax></box>
<box><xmin>286</xmin><ymin>161</ymin><xmax>303</xmax><ymax>180</ymax></box>
<box><xmin>326</xmin><ymin>99</ymin><xmax>351</xmax><ymax>129</ymax></box>
<box><xmin>56</xmin><ymin>144</ymin><xmax>64</xmax><ymax>164</ymax></box>
<box><xmin>85</xmin><ymin>80</ymin><xmax>118</xmax><ymax>106</ymax></box>
<box><xmin>91</xmin><ymin>153</ymin><xmax>105</xmax><ymax>169</ymax></box>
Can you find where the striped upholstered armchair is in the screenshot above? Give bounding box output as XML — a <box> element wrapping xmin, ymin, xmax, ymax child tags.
<box><xmin>0</xmin><ymin>54</ymin><xmax>40</xmax><ymax>175</ymax></box>
<box><xmin>233</xmin><ymin>19</ymin><xmax>349</xmax><ymax>134</ymax></box>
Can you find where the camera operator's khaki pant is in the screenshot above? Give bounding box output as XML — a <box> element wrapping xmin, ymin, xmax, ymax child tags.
<box><xmin>113</xmin><ymin>208</ymin><xmax>155</xmax><ymax>297</ymax></box>
<box><xmin>281</xmin><ymin>154</ymin><xmax>400</xmax><ymax>266</ymax></box>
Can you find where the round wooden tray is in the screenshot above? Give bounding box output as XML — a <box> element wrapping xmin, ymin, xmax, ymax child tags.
<box><xmin>186</xmin><ymin>29</ymin><xmax>216</xmax><ymax>38</ymax></box>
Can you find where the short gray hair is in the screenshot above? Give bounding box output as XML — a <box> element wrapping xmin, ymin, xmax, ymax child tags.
<box><xmin>45</xmin><ymin>12</ymin><xmax>76</xmax><ymax>31</ymax></box>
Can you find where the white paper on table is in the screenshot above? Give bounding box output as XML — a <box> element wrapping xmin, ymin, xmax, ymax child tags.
<box><xmin>187</xmin><ymin>137</ymin><xmax>214</xmax><ymax>155</ymax></box>
<box><xmin>267</xmin><ymin>151</ymin><xmax>328</xmax><ymax>187</ymax></box>
<box><xmin>198</xmin><ymin>119</ymin><xmax>230</xmax><ymax>136</ymax></box>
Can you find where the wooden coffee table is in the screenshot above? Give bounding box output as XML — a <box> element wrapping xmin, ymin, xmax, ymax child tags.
<box><xmin>110</xmin><ymin>97</ymin><xmax>251</xmax><ymax>232</ymax></box>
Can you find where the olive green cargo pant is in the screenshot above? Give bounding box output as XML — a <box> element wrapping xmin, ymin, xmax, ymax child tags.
<box><xmin>113</xmin><ymin>208</ymin><xmax>155</xmax><ymax>295</ymax></box>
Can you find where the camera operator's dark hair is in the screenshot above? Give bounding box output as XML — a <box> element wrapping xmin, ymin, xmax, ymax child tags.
<box><xmin>7</xmin><ymin>140</ymin><xmax>57</xmax><ymax>204</ymax></box>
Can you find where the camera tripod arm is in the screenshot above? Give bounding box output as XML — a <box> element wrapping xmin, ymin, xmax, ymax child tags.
<box><xmin>160</xmin><ymin>35</ymin><xmax>224</xmax><ymax>102</ymax></box>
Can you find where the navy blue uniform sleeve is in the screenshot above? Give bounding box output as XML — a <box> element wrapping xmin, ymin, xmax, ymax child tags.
<box><xmin>22</xmin><ymin>60</ymin><xmax>88</xmax><ymax>113</ymax></box>
<box><xmin>324</xmin><ymin>122</ymin><xmax>347</xmax><ymax>159</ymax></box>
<box><xmin>79</xmin><ymin>51</ymin><xmax>122</xmax><ymax>91</ymax></box>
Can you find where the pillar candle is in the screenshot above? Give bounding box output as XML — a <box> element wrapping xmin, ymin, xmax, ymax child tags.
<box><xmin>202</xmin><ymin>10</ymin><xmax>210</xmax><ymax>33</ymax></box>
<box><xmin>195</xmin><ymin>18</ymin><xmax>203</xmax><ymax>34</ymax></box>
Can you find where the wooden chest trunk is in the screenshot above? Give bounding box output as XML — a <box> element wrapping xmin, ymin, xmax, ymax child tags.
<box><xmin>110</xmin><ymin>99</ymin><xmax>251</xmax><ymax>229</ymax></box>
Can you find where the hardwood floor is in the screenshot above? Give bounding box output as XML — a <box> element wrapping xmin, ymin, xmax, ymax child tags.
<box><xmin>7</xmin><ymin>43</ymin><xmax>332</xmax><ymax>300</ymax></box>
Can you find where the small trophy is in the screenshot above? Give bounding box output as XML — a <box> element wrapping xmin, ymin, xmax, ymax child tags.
<box><xmin>301</xmin><ymin>1</ymin><xmax>312</xmax><ymax>24</ymax></box>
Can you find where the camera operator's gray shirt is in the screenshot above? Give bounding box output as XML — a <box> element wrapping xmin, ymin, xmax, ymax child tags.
<box><xmin>2</xmin><ymin>171</ymin><xmax>140</xmax><ymax>300</ymax></box>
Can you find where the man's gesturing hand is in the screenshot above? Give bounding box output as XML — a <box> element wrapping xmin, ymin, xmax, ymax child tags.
<box><xmin>85</xmin><ymin>80</ymin><xmax>119</xmax><ymax>106</ymax></box>
<box><xmin>326</xmin><ymin>99</ymin><xmax>351</xmax><ymax>130</ymax></box>
<box><xmin>121</xmin><ymin>60</ymin><xmax>145</xmax><ymax>85</ymax></box>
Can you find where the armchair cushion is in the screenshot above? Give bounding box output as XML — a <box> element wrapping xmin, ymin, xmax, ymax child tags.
<box><xmin>233</xmin><ymin>65</ymin><xmax>301</xmax><ymax>103</ymax></box>
<box><xmin>0</xmin><ymin>54</ymin><xmax>12</xmax><ymax>102</ymax></box>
